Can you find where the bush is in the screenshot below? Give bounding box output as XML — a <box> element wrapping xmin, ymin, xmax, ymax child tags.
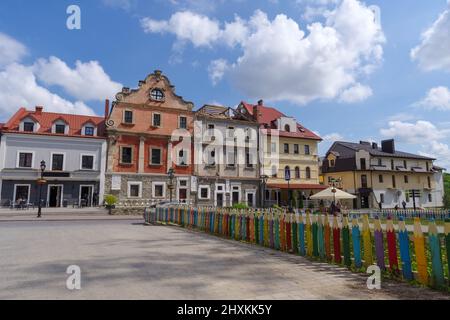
<box><xmin>104</xmin><ymin>194</ymin><xmax>118</xmax><ymax>207</ymax></box>
<box><xmin>232</xmin><ymin>203</ymin><xmax>249</xmax><ymax>209</ymax></box>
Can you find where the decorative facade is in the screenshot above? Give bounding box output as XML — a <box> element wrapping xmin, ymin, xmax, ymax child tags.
<box><xmin>0</xmin><ymin>106</ymin><xmax>107</xmax><ymax>207</ymax></box>
<box><xmin>194</xmin><ymin>105</ymin><xmax>260</xmax><ymax>207</ymax></box>
<box><xmin>104</xmin><ymin>70</ymin><xmax>195</xmax><ymax>205</ymax></box>
<box><xmin>321</xmin><ymin>140</ymin><xmax>442</xmax><ymax>209</ymax></box>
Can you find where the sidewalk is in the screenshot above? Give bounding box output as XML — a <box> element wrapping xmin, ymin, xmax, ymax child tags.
<box><xmin>0</xmin><ymin>207</ymin><xmax>143</xmax><ymax>222</ymax></box>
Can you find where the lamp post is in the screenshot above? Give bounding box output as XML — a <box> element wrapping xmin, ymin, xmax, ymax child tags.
<box><xmin>331</xmin><ymin>186</ymin><xmax>337</xmax><ymax>216</ymax></box>
<box><xmin>37</xmin><ymin>160</ymin><xmax>47</xmax><ymax>218</ymax></box>
<box><xmin>261</xmin><ymin>174</ymin><xmax>269</xmax><ymax>208</ymax></box>
<box><xmin>167</xmin><ymin>168</ymin><xmax>175</xmax><ymax>202</ymax></box>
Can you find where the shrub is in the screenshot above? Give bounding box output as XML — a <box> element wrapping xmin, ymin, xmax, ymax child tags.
<box><xmin>232</xmin><ymin>203</ymin><xmax>249</xmax><ymax>209</ymax></box>
<box><xmin>104</xmin><ymin>194</ymin><xmax>118</xmax><ymax>207</ymax></box>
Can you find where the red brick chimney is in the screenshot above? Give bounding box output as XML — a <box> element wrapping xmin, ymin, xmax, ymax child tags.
<box><xmin>104</xmin><ymin>99</ymin><xmax>110</xmax><ymax>119</ymax></box>
<box><xmin>35</xmin><ymin>106</ymin><xmax>43</xmax><ymax>115</ymax></box>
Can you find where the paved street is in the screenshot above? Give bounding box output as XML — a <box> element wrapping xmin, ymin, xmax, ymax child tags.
<box><xmin>0</xmin><ymin>219</ymin><xmax>448</xmax><ymax>300</ymax></box>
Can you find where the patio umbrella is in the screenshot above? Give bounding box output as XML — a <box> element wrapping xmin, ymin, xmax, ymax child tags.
<box><xmin>309</xmin><ymin>187</ymin><xmax>356</xmax><ymax>201</ymax></box>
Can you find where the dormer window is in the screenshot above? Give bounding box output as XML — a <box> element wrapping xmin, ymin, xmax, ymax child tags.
<box><xmin>284</xmin><ymin>124</ymin><xmax>291</xmax><ymax>132</ymax></box>
<box><xmin>55</xmin><ymin>124</ymin><xmax>66</xmax><ymax>134</ymax></box>
<box><xmin>150</xmin><ymin>89</ymin><xmax>164</xmax><ymax>101</ymax></box>
<box><xmin>84</xmin><ymin>126</ymin><xmax>95</xmax><ymax>136</ymax></box>
<box><xmin>23</xmin><ymin>122</ymin><xmax>35</xmax><ymax>132</ymax></box>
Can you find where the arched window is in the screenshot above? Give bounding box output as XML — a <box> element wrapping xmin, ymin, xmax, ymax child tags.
<box><xmin>271</xmin><ymin>166</ymin><xmax>278</xmax><ymax>178</ymax></box>
<box><xmin>306</xmin><ymin>167</ymin><xmax>311</xmax><ymax>179</ymax></box>
<box><xmin>295</xmin><ymin>167</ymin><xmax>300</xmax><ymax>179</ymax></box>
<box><xmin>150</xmin><ymin>89</ymin><xmax>164</xmax><ymax>101</ymax></box>
<box><xmin>284</xmin><ymin>166</ymin><xmax>291</xmax><ymax>179</ymax></box>
<box><xmin>284</xmin><ymin>124</ymin><xmax>291</xmax><ymax>132</ymax></box>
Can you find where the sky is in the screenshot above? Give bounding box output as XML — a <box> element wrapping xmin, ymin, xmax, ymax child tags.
<box><xmin>0</xmin><ymin>0</ymin><xmax>449</xmax><ymax>168</ymax></box>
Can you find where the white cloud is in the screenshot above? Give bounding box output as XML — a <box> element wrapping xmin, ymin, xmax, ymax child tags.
<box><xmin>415</xmin><ymin>86</ymin><xmax>450</xmax><ymax>111</ymax></box>
<box><xmin>208</xmin><ymin>59</ymin><xmax>229</xmax><ymax>85</ymax></box>
<box><xmin>102</xmin><ymin>0</ymin><xmax>133</xmax><ymax>10</ymax></box>
<box><xmin>338</xmin><ymin>83</ymin><xmax>373</xmax><ymax>103</ymax></box>
<box><xmin>419</xmin><ymin>141</ymin><xmax>450</xmax><ymax>169</ymax></box>
<box><xmin>0</xmin><ymin>32</ymin><xmax>27</xmax><ymax>67</ymax></box>
<box><xmin>322</xmin><ymin>132</ymin><xmax>344</xmax><ymax>142</ymax></box>
<box><xmin>142</xmin><ymin>0</ymin><xmax>385</xmax><ymax>105</ymax></box>
<box><xmin>33</xmin><ymin>56</ymin><xmax>122</xmax><ymax>102</ymax></box>
<box><xmin>380</xmin><ymin>120</ymin><xmax>447</xmax><ymax>144</ymax></box>
<box><xmin>0</xmin><ymin>63</ymin><xmax>95</xmax><ymax>117</ymax></box>
<box><xmin>411</xmin><ymin>3</ymin><xmax>450</xmax><ymax>72</ymax></box>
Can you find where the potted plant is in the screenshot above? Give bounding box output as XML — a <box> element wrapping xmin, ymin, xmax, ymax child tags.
<box><xmin>104</xmin><ymin>194</ymin><xmax>118</xmax><ymax>215</ymax></box>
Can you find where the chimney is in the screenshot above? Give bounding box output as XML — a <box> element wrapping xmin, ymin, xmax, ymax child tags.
<box><xmin>104</xmin><ymin>99</ymin><xmax>110</xmax><ymax>119</ymax></box>
<box><xmin>381</xmin><ymin>139</ymin><xmax>395</xmax><ymax>154</ymax></box>
<box><xmin>35</xmin><ymin>106</ymin><xmax>43</xmax><ymax>115</ymax></box>
<box><xmin>257</xmin><ymin>99</ymin><xmax>264</xmax><ymax>106</ymax></box>
<box><xmin>359</xmin><ymin>141</ymin><xmax>371</xmax><ymax>146</ymax></box>
<box><xmin>372</xmin><ymin>142</ymin><xmax>378</xmax><ymax>149</ymax></box>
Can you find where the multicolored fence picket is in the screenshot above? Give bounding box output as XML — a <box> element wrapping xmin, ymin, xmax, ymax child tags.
<box><xmin>344</xmin><ymin>209</ymin><xmax>450</xmax><ymax>221</ymax></box>
<box><xmin>144</xmin><ymin>207</ymin><xmax>450</xmax><ymax>290</ymax></box>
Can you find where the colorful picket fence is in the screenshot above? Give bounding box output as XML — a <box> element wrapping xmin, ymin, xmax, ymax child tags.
<box><xmin>344</xmin><ymin>209</ymin><xmax>450</xmax><ymax>222</ymax></box>
<box><xmin>144</xmin><ymin>207</ymin><xmax>450</xmax><ymax>290</ymax></box>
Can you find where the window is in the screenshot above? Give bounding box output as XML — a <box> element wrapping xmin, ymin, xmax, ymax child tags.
<box><xmin>294</xmin><ymin>144</ymin><xmax>299</xmax><ymax>154</ymax></box>
<box><xmin>150</xmin><ymin>89</ymin><xmax>164</xmax><ymax>101</ymax></box>
<box><xmin>18</xmin><ymin>152</ymin><xmax>33</xmax><ymax>168</ymax></box>
<box><xmin>271</xmin><ymin>142</ymin><xmax>277</xmax><ymax>153</ymax></box>
<box><xmin>55</xmin><ymin>124</ymin><xmax>66</xmax><ymax>134</ymax></box>
<box><xmin>178</xmin><ymin>149</ymin><xmax>188</xmax><ymax>166</ymax></box>
<box><xmin>207</xmin><ymin>149</ymin><xmax>216</xmax><ymax>166</ymax></box>
<box><xmin>380</xmin><ymin>193</ymin><xmax>385</xmax><ymax>204</ymax></box>
<box><xmin>428</xmin><ymin>194</ymin><xmax>432</xmax><ymax>202</ymax></box>
<box><xmin>426</xmin><ymin>162</ymin><xmax>430</xmax><ymax>172</ymax></box>
<box><xmin>121</xmin><ymin>147</ymin><xmax>133</xmax><ymax>164</ymax></box>
<box><xmin>284</xmin><ymin>143</ymin><xmax>289</xmax><ymax>154</ymax></box>
<box><xmin>124</xmin><ymin>110</ymin><xmax>133</xmax><ymax>124</ymax></box>
<box><xmin>23</xmin><ymin>122</ymin><xmax>34</xmax><ymax>132</ymax></box>
<box><xmin>361</xmin><ymin>175</ymin><xmax>368</xmax><ymax>188</ymax></box>
<box><xmin>51</xmin><ymin>154</ymin><xmax>64</xmax><ymax>171</ymax></box>
<box><xmin>227</xmin><ymin>127</ymin><xmax>235</xmax><ymax>138</ymax></box>
<box><xmin>406</xmin><ymin>193</ymin><xmax>410</xmax><ymax>202</ymax></box>
<box><xmin>329</xmin><ymin>159</ymin><xmax>335</xmax><ymax>167</ymax></box>
<box><xmin>207</xmin><ymin>124</ymin><xmax>215</xmax><ymax>136</ymax></box>
<box><xmin>304</xmin><ymin>145</ymin><xmax>310</xmax><ymax>155</ymax></box>
<box><xmin>152</xmin><ymin>183</ymin><xmax>166</xmax><ymax>198</ymax></box>
<box><xmin>284</xmin><ymin>124</ymin><xmax>291</xmax><ymax>132</ymax></box>
<box><xmin>392</xmin><ymin>175</ymin><xmax>396</xmax><ymax>188</ymax></box>
<box><xmin>271</xmin><ymin>166</ymin><xmax>277</xmax><ymax>178</ymax></box>
<box><xmin>81</xmin><ymin>155</ymin><xmax>94</xmax><ymax>170</ymax></box>
<box><xmin>284</xmin><ymin>166</ymin><xmax>291</xmax><ymax>180</ymax></box>
<box><xmin>378</xmin><ymin>158</ymin><xmax>382</xmax><ymax>166</ymax></box>
<box><xmin>227</xmin><ymin>150</ymin><xmax>235</xmax><ymax>167</ymax></box>
<box><xmin>403</xmin><ymin>160</ymin><xmax>407</xmax><ymax>169</ymax></box>
<box><xmin>246</xmin><ymin>150</ymin><xmax>253</xmax><ymax>168</ymax></box>
<box><xmin>295</xmin><ymin>167</ymin><xmax>300</xmax><ymax>179</ymax></box>
<box><xmin>391</xmin><ymin>159</ymin><xmax>395</xmax><ymax>170</ymax></box>
<box><xmin>199</xmin><ymin>186</ymin><xmax>210</xmax><ymax>199</ymax></box>
<box><xmin>152</xmin><ymin>113</ymin><xmax>161</xmax><ymax>127</ymax></box>
<box><xmin>150</xmin><ymin>148</ymin><xmax>162</xmax><ymax>165</ymax></box>
<box><xmin>379</xmin><ymin>175</ymin><xmax>383</xmax><ymax>183</ymax></box>
<box><xmin>179</xmin><ymin>116</ymin><xmax>187</xmax><ymax>129</ymax></box>
<box><xmin>84</xmin><ymin>126</ymin><xmax>95</xmax><ymax>136</ymax></box>
<box><xmin>128</xmin><ymin>182</ymin><xmax>142</xmax><ymax>198</ymax></box>
<box><xmin>360</xmin><ymin>158</ymin><xmax>366</xmax><ymax>170</ymax></box>
<box><xmin>305</xmin><ymin>167</ymin><xmax>311</xmax><ymax>179</ymax></box>
<box><xmin>14</xmin><ymin>185</ymin><xmax>30</xmax><ymax>203</ymax></box>
<box><xmin>404</xmin><ymin>175</ymin><xmax>409</xmax><ymax>184</ymax></box>
<box><xmin>427</xmin><ymin>176</ymin><xmax>431</xmax><ymax>189</ymax></box>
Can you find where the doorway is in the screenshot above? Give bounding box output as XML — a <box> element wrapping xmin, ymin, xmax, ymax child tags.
<box><xmin>216</xmin><ymin>193</ymin><xmax>224</xmax><ymax>207</ymax></box>
<box><xmin>48</xmin><ymin>185</ymin><xmax>63</xmax><ymax>207</ymax></box>
<box><xmin>360</xmin><ymin>196</ymin><xmax>369</xmax><ymax>209</ymax></box>
<box><xmin>80</xmin><ymin>185</ymin><xmax>93</xmax><ymax>207</ymax></box>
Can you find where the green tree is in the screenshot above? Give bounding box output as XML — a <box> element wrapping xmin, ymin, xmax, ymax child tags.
<box><xmin>444</xmin><ymin>173</ymin><xmax>450</xmax><ymax>209</ymax></box>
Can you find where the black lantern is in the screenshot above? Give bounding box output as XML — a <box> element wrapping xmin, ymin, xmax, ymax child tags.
<box><xmin>167</xmin><ymin>168</ymin><xmax>175</xmax><ymax>202</ymax></box>
<box><xmin>261</xmin><ymin>174</ymin><xmax>269</xmax><ymax>208</ymax></box>
<box><xmin>37</xmin><ymin>160</ymin><xmax>47</xmax><ymax>218</ymax></box>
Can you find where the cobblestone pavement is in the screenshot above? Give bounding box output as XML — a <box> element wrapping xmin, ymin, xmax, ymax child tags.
<box><xmin>0</xmin><ymin>220</ymin><xmax>448</xmax><ymax>300</ymax></box>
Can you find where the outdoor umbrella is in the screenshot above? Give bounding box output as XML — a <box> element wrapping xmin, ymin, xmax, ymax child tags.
<box><xmin>309</xmin><ymin>187</ymin><xmax>357</xmax><ymax>201</ymax></box>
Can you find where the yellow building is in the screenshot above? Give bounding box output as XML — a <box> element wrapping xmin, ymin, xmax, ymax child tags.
<box><xmin>237</xmin><ymin>100</ymin><xmax>325</xmax><ymax>208</ymax></box>
<box><xmin>321</xmin><ymin>140</ymin><xmax>442</xmax><ymax>209</ymax></box>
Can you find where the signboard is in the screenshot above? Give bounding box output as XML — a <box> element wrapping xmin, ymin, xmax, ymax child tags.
<box><xmin>111</xmin><ymin>175</ymin><xmax>122</xmax><ymax>191</ymax></box>
<box><xmin>284</xmin><ymin>168</ymin><xmax>291</xmax><ymax>181</ymax></box>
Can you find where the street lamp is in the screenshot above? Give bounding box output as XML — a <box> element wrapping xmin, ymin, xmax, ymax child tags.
<box><xmin>167</xmin><ymin>168</ymin><xmax>175</xmax><ymax>202</ymax></box>
<box><xmin>261</xmin><ymin>174</ymin><xmax>269</xmax><ymax>208</ymax></box>
<box><xmin>37</xmin><ymin>160</ymin><xmax>47</xmax><ymax>218</ymax></box>
<box><xmin>331</xmin><ymin>187</ymin><xmax>337</xmax><ymax>216</ymax></box>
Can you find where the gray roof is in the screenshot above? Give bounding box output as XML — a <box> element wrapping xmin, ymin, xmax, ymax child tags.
<box><xmin>331</xmin><ymin>141</ymin><xmax>435</xmax><ymax>160</ymax></box>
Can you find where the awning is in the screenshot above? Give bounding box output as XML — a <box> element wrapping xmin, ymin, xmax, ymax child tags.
<box><xmin>310</xmin><ymin>187</ymin><xmax>357</xmax><ymax>200</ymax></box>
<box><xmin>267</xmin><ymin>184</ymin><xmax>328</xmax><ymax>190</ymax></box>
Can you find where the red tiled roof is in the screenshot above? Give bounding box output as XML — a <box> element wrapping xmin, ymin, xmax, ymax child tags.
<box><xmin>267</xmin><ymin>183</ymin><xmax>328</xmax><ymax>190</ymax></box>
<box><xmin>1</xmin><ymin>107</ymin><xmax>106</xmax><ymax>138</ymax></box>
<box><xmin>241</xmin><ymin>102</ymin><xmax>322</xmax><ymax>141</ymax></box>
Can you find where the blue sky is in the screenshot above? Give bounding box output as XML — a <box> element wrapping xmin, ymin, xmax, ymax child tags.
<box><xmin>0</xmin><ymin>0</ymin><xmax>449</xmax><ymax>166</ymax></box>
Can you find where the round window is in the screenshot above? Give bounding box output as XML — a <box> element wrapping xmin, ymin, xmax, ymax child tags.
<box><xmin>150</xmin><ymin>89</ymin><xmax>164</xmax><ymax>101</ymax></box>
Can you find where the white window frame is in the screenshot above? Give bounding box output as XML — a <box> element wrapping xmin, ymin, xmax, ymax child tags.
<box><xmin>198</xmin><ymin>185</ymin><xmax>211</xmax><ymax>200</ymax></box>
<box><xmin>52</xmin><ymin>120</ymin><xmax>69</xmax><ymax>134</ymax></box>
<box><xmin>13</xmin><ymin>184</ymin><xmax>31</xmax><ymax>204</ymax></box>
<box><xmin>152</xmin><ymin>182</ymin><xmax>166</xmax><ymax>199</ymax></box>
<box><xmin>178</xmin><ymin>115</ymin><xmax>187</xmax><ymax>129</ymax></box>
<box><xmin>80</xmin><ymin>153</ymin><xmax>96</xmax><ymax>170</ymax></box>
<box><xmin>127</xmin><ymin>181</ymin><xmax>143</xmax><ymax>198</ymax></box>
<box><xmin>245</xmin><ymin>189</ymin><xmax>257</xmax><ymax>208</ymax></box>
<box><xmin>47</xmin><ymin>184</ymin><xmax>64</xmax><ymax>207</ymax></box>
<box><xmin>152</xmin><ymin>112</ymin><xmax>162</xmax><ymax>128</ymax></box>
<box><xmin>16</xmin><ymin>151</ymin><xmax>35</xmax><ymax>169</ymax></box>
<box><xmin>120</xmin><ymin>146</ymin><xmax>134</xmax><ymax>165</ymax></box>
<box><xmin>82</xmin><ymin>123</ymin><xmax>97</xmax><ymax>136</ymax></box>
<box><xmin>50</xmin><ymin>152</ymin><xmax>66</xmax><ymax>171</ymax></box>
<box><xmin>20</xmin><ymin>118</ymin><xmax>38</xmax><ymax>132</ymax></box>
<box><xmin>177</xmin><ymin>178</ymin><xmax>189</xmax><ymax>202</ymax></box>
<box><xmin>123</xmin><ymin>109</ymin><xmax>134</xmax><ymax>124</ymax></box>
<box><xmin>177</xmin><ymin>149</ymin><xmax>188</xmax><ymax>166</ymax></box>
